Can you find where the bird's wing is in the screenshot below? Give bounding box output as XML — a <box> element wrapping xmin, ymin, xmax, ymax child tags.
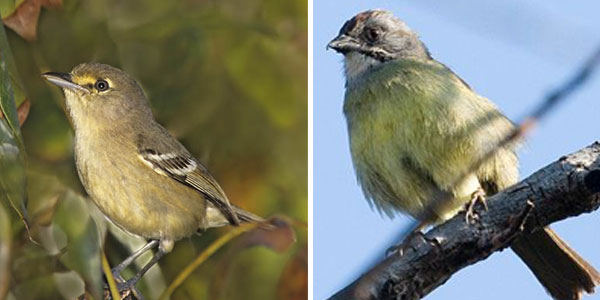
<box><xmin>137</xmin><ymin>136</ymin><xmax>240</xmax><ymax>226</ymax></box>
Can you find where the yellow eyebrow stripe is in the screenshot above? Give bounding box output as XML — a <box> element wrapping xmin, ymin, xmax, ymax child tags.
<box><xmin>72</xmin><ymin>75</ymin><xmax>114</xmax><ymax>89</ymax></box>
<box><xmin>72</xmin><ymin>75</ymin><xmax>97</xmax><ymax>86</ymax></box>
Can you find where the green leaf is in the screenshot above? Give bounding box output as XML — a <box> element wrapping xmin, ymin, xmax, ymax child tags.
<box><xmin>53</xmin><ymin>190</ymin><xmax>102</xmax><ymax>299</ymax></box>
<box><xmin>0</xmin><ymin>0</ymin><xmax>23</xmax><ymax>19</ymax></box>
<box><xmin>0</xmin><ymin>18</ymin><xmax>28</xmax><ymax>234</ymax></box>
<box><xmin>0</xmin><ymin>14</ymin><xmax>26</xmax><ymax>136</ymax></box>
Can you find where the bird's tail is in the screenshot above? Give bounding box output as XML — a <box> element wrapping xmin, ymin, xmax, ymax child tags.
<box><xmin>512</xmin><ymin>227</ymin><xmax>600</xmax><ymax>300</ymax></box>
<box><xmin>204</xmin><ymin>203</ymin><xmax>271</xmax><ymax>229</ymax></box>
<box><xmin>233</xmin><ymin>205</ymin><xmax>265</xmax><ymax>223</ymax></box>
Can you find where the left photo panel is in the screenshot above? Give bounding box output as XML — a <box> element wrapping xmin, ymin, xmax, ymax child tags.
<box><xmin>0</xmin><ymin>1</ymin><xmax>307</xmax><ymax>300</ymax></box>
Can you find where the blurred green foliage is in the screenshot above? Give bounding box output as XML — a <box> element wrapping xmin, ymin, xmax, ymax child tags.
<box><xmin>0</xmin><ymin>0</ymin><xmax>307</xmax><ymax>299</ymax></box>
<box><xmin>0</xmin><ymin>16</ymin><xmax>27</xmax><ymax>236</ymax></box>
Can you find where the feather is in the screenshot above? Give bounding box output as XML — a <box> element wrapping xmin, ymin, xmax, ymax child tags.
<box><xmin>138</xmin><ymin>148</ymin><xmax>240</xmax><ymax>225</ymax></box>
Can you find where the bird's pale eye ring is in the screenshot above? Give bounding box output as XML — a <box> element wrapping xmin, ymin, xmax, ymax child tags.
<box><xmin>95</xmin><ymin>79</ymin><xmax>109</xmax><ymax>92</ymax></box>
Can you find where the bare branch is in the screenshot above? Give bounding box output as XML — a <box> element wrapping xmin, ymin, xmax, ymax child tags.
<box><xmin>329</xmin><ymin>142</ymin><xmax>600</xmax><ymax>300</ymax></box>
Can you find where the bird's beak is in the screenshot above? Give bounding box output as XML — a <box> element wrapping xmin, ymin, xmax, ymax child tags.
<box><xmin>41</xmin><ymin>72</ymin><xmax>88</xmax><ymax>93</ymax></box>
<box><xmin>327</xmin><ymin>34</ymin><xmax>361</xmax><ymax>54</ymax></box>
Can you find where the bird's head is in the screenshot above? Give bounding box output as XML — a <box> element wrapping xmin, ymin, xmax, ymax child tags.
<box><xmin>42</xmin><ymin>63</ymin><xmax>153</xmax><ymax>131</ymax></box>
<box><xmin>328</xmin><ymin>10</ymin><xmax>431</xmax><ymax>82</ymax></box>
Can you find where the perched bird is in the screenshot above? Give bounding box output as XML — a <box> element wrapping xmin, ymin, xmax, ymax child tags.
<box><xmin>42</xmin><ymin>63</ymin><xmax>263</xmax><ymax>288</ymax></box>
<box><xmin>328</xmin><ymin>9</ymin><xmax>600</xmax><ymax>300</ymax></box>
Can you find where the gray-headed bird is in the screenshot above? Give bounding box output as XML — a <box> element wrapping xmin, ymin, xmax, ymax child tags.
<box><xmin>328</xmin><ymin>9</ymin><xmax>599</xmax><ymax>300</ymax></box>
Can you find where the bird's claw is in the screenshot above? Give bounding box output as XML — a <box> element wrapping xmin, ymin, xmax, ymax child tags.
<box><xmin>465</xmin><ymin>188</ymin><xmax>487</xmax><ymax>224</ymax></box>
<box><xmin>385</xmin><ymin>230</ymin><xmax>427</xmax><ymax>257</ymax></box>
<box><xmin>386</xmin><ymin>244</ymin><xmax>406</xmax><ymax>257</ymax></box>
<box><xmin>116</xmin><ymin>279</ymin><xmax>135</xmax><ymax>292</ymax></box>
<box><xmin>116</xmin><ymin>279</ymin><xmax>144</xmax><ymax>300</ymax></box>
<box><xmin>102</xmin><ymin>273</ymin><xmax>143</xmax><ymax>300</ymax></box>
<box><xmin>110</xmin><ymin>271</ymin><xmax>126</xmax><ymax>284</ymax></box>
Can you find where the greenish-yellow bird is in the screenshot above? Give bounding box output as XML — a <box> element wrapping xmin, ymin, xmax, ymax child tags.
<box><xmin>42</xmin><ymin>63</ymin><xmax>263</xmax><ymax>289</ymax></box>
<box><xmin>328</xmin><ymin>10</ymin><xmax>599</xmax><ymax>300</ymax></box>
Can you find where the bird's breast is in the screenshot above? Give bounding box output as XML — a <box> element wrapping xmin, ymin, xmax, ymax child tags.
<box><xmin>342</xmin><ymin>60</ymin><xmax>490</xmax><ymax>218</ymax></box>
<box><xmin>344</xmin><ymin>85</ymin><xmax>434</xmax><ymax>217</ymax></box>
<box><xmin>73</xmin><ymin>131</ymin><xmax>205</xmax><ymax>241</ymax></box>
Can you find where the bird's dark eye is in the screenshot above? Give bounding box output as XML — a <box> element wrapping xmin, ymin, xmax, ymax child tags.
<box><xmin>95</xmin><ymin>79</ymin><xmax>109</xmax><ymax>92</ymax></box>
<box><xmin>365</xmin><ymin>28</ymin><xmax>381</xmax><ymax>43</ymax></box>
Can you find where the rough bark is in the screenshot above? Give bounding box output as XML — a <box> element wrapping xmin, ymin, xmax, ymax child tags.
<box><xmin>329</xmin><ymin>142</ymin><xmax>600</xmax><ymax>300</ymax></box>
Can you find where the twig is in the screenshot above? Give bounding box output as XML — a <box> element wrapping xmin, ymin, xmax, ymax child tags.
<box><xmin>102</xmin><ymin>251</ymin><xmax>121</xmax><ymax>300</ymax></box>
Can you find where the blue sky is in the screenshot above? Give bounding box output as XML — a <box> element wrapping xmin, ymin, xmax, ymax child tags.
<box><xmin>314</xmin><ymin>1</ymin><xmax>600</xmax><ymax>299</ymax></box>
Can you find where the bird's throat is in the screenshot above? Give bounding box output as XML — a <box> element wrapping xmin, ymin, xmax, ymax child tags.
<box><xmin>343</xmin><ymin>52</ymin><xmax>382</xmax><ymax>85</ymax></box>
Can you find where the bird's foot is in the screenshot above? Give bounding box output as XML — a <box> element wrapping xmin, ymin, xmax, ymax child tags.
<box><xmin>464</xmin><ymin>188</ymin><xmax>487</xmax><ymax>224</ymax></box>
<box><xmin>110</xmin><ymin>270</ymin><xmax>126</xmax><ymax>284</ymax></box>
<box><xmin>116</xmin><ymin>278</ymin><xmax>135</xmax><ymax>292</ymax></box>
<box><xmin>386</xmin><ymin>230</ymin><xmax>427</xmax><ymax>257</ymax></box>
<box><xmin>102</xmin><ymin>273</ymin><xmax>143</xmax><ymax>300</ymax></box>
<box><xmin>115</xmin><ymin>278</ymin><xmax>144</xmax><ymax>300</ymax></box>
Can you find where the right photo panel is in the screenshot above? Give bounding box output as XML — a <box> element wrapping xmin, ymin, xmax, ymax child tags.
<box><xmin>314</xmin><ymin>2</ymin><xmax>600</xmax><ymax>300</ymax></box>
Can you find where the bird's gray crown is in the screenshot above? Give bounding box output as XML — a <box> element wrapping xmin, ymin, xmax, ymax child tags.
<box><xmin>329</xmin><ymin>9</ymin><xmax>431</xmax><ymax>62</ymax></box>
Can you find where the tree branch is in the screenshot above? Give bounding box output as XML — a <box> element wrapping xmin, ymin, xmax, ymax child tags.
<box><xmin>329</xmin><ymin>142</ymin><xmax>600</xmax><ymax>300</ymax></box>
